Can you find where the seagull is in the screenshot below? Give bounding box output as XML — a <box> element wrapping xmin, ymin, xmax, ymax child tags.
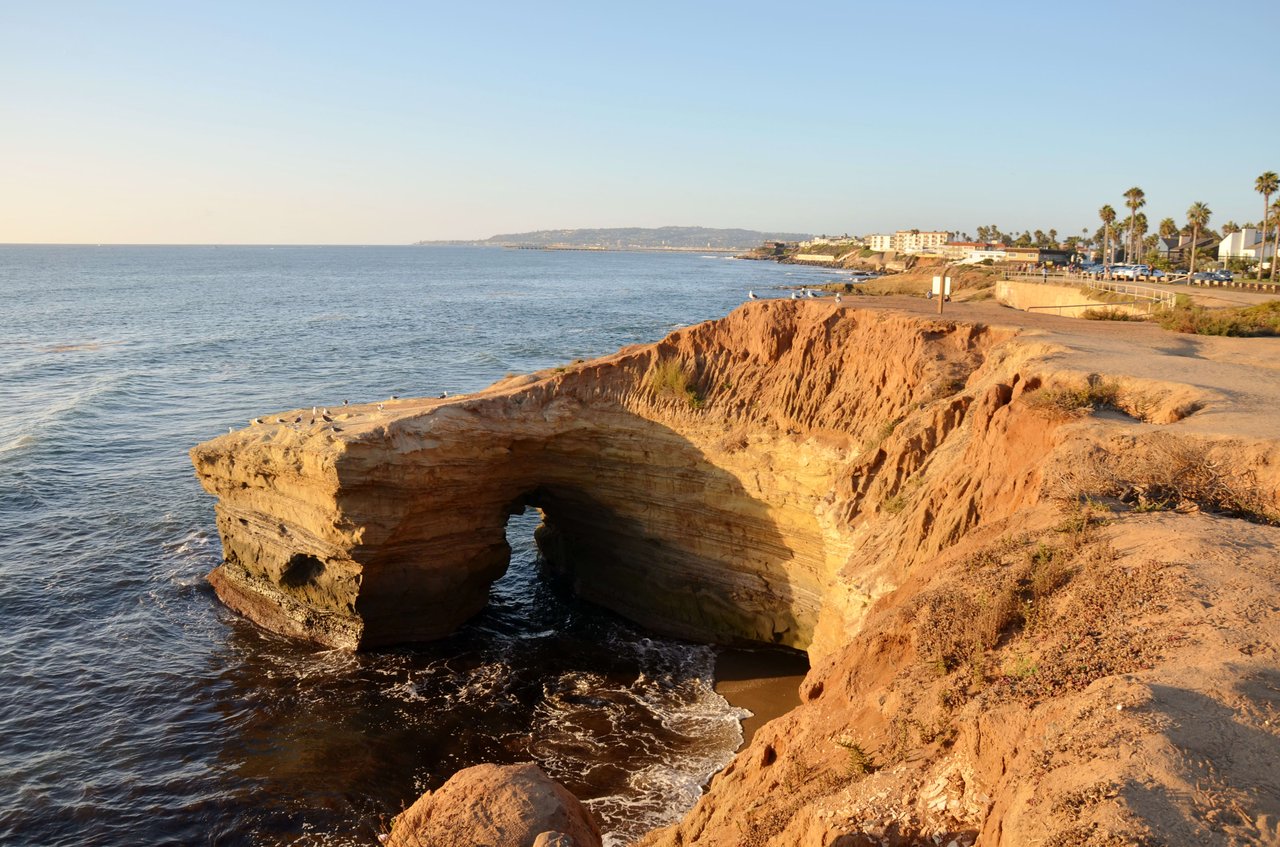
<box><xmin>748</xmin><ymin>290</ymin><xmax>758</xmax><ymax>299</ymax></box>
<box><xmin>312</xmin><ymin>406</ymin><xmax>317</xmax><ymax>416</ymax></box>
<box><xmin>835</xmin><ymin>292</ymin><xmax>843</xmax><ymax>304</ymax></box>
<box><xmin>790</xmin><ymin>291</ymin><xmax>799</xmax><ymax>300</ymax></box>
<box><xmin>806</xmin><ymin>289</ymin><xmax>817</xmax><ymax>298</ymax></box>
<box><xmin>389</xmin><ymin>394</ymin><xmax>399</xmax><ymax>400</ymax></box>
<box><xmin>276</xmin><ymin>417</ymin><xmax>286</xmax><ymax>424</ymax></box>
<box><xmin>438</xmin><ymin>392</ymin><xmax>447</xmax><ymax>399</ymax></box>
<box><xmin>251</xmin><ymin>418</ymin><xmax>263</xmax><ymax>425</ymax></box>
<box><xmin>322</xmin><ymin>413</ymin><xmax>333</xmax><ymax>422</ymax></box>
<box><xmin>332</xmin><ymin>426</ymin><xmax>343</xmax><ymax>433</ymax></box>
<box><xmin>294</xmin><ymin>416</ymin><xmax>302</xmax><ymax>424</ymax></box>
<box><xmin>342</xmin><ymin>399</ymin><xmax>349</xmax><ymax>406</ymax></box>
<box><xmin>377</xmin><ymin>403</ymin><xmax>384</xmax><ymax>412</ymax></box>
<box><xmin>228</xmin><ymin>427</ymin><xmax>233</xmax><ymax>434</ymax></box>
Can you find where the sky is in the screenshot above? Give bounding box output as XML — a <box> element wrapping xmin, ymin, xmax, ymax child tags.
<box><xmin>2</xmin><ymin>1</ymin><xmax>1278</xmax><ymax>244</ymax></box>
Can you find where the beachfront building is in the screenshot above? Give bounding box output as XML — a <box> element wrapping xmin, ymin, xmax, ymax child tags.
<box><xmin>940</xmin><ymin>241</ymin><xmax>1004</xmax><ymax>261</ymax></box>
<box><xmin>1218</xmin><ymin>227</ymin><xmax>1273</xmax><ymax>262</ymax></box>
<box><xmin>866</xmin><ymin>233</ymin><xmax>894</xmax><ymax>253</ymax></box>
<box><xmin>890</xmin><ymin>230</ymin><xmax>949</xmax><ymax>254</ymax></box>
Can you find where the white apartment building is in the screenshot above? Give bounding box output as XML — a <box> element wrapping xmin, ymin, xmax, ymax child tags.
<box><xmin>866</xmin><ymin>233</ymin><xmax>894</xmax><ymax>252</ymax></box>
<box><xmin>891</xmin><ymin>230</ymin><xmax>950</xmax><ymax>254</ymax></box>
<box><xmin>1218</xmin><ymin>227</ymin><xmax>1274</xmax><ymax>261</ymax></box>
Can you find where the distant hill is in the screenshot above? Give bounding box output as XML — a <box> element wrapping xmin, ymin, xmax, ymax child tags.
<box><xmin>416</xmin><ymin>226</ymin><xmax>813</xmax><ymax>251</ymax></box>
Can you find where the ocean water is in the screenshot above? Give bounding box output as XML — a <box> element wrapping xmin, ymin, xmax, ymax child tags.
<box><xmin>0</xmin><ymin>246</ymin><xmax>840</xmax><ymax>846</ymax></box>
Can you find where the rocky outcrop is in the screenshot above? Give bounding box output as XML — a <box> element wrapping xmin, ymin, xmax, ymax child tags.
<box><xmin>385</xmin><ymin>763</ymin><xmax>601</xmax><ymax>847</ymax></box>
<box><xmin>191</xmin><ymin>301</ymin><xmax>1278</xmax><ymax>656</ymax></box>
<box><xmin>193</xmin><ymin>302</ymin><xmax>1014</xmax><ymax>651</ymax></box>
<box><xmin>193</xmin><ymin>299</ymin><xmax>1280</xmax><ymax>845</ymax></box>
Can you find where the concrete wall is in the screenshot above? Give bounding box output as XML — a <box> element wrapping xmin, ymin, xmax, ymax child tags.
<box><xmin>995</xmin><ymin>279</ymin><xmax>1150</xmax><ymax>318</ymax></box>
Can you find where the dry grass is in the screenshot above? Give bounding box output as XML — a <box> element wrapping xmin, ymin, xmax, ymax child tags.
<box><xmin>1047</xmin><ymin>434</ymin><xmax>1278</xmax><ymax>524</ymax></box>
<box><xmin>913</xmin><ymin>505</ymin><xmax>1169</xmax><ymax>708</ymax></box>
<box><xmin>646</xmin><ymin>357</ymin><xmax>704</xmax><ymax>409</ymax></box>
<box><xmin>1082</xmin><ymin>307</ymin><xmax>1143</xmax><ymax>321</ymax></box>
<box><xmin>1157</xmin><ymin>300</ymin><xmax>1280</xmax><ymax>336</ymax></box>
<box><xmin>1025</xmin><ymin>375</ymin><xmax>1122</xmax><ymax>418</ymax></box>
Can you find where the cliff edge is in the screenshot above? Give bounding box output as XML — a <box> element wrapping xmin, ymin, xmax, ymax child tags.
<box><xmin>192</xmin><ymin>299</ymin><xmax>1280</xmax><ymax>844</ymax></box>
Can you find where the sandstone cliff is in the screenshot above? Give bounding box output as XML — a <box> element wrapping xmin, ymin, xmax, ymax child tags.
<box><xmin>192</xmin><ymin>299</ymin><xmax>1280</xmax><ymax>845</ymax></box>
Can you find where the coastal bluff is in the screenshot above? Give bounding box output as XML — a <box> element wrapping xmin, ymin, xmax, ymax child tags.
<box><xmin>191</xmin><ymin>300</ymin><xmax>1272</xmax><ymax>656</ymax></box>
<box><xmin>192</xmin><ymin>300</ymin><xmax>1022</xmax><ymax>653</ymax></box>
<box><xmin>193</xmin><ymin>299</ymin><xmax>1280</xmax><ymax>844</ymax></box>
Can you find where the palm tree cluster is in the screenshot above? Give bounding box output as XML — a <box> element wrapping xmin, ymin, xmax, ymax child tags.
<box><xmin>967</xmin><ymin>174</ymin><xmax>1280</xmax><ymax>274</ymax></box>
<box><xmin>1084</xmin><ymin>175</ymin><xmax>1280</xmax><ymax>277</ymax></box>
<box><xmin>1258</xmin><ymin>171</ymin><xmax>1279</xmax><ymax>281</ymax></box>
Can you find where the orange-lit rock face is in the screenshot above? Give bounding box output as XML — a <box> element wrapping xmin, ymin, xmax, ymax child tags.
<box><xmin>188</xmin><ymin>301</ymin><xmax>1079</xmax><ymax>651</ymax></box>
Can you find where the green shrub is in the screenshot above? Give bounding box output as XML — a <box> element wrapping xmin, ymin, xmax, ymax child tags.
<box><xmin>1082</xmin><ymin>307</ymin><xmax>1140</xmax><ymax>321</ymax></box>
<box><xmin>833</xmin><ymin>738</ymin><xmax>875</xmax><ymax>779</ymax></box>
<box><xmin>1157</xmin><ymin>300</ymin><xmax>1280</xmax><ymax>336</ymax></box>
<box><xmin>881</xmin><ymin>493</ymin><xmax>907</xmax><ymax>514</ymax></box>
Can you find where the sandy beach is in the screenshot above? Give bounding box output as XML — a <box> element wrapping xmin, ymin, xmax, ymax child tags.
<box><xmin>714</xmin><ymin>647</ymin><xmax>809</xmax><ymax>745</ymax></box>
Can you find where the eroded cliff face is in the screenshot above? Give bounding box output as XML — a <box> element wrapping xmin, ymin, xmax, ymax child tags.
<box><xmin>194</xmin><ymin>302</ymin><xmax>1008</xmax><ymax>651</ymax></box>
<box><xmin>193</xmin><ymin>300</ymin><xmax>1280</xmax><ymax>844</ymax></box>
<box><xmin>191</xmin><ymin>302</ymin><xmax>1270</xmax><ymax>656</ymax></box>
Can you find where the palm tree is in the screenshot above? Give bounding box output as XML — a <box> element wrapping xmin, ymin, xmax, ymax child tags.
<box><xmin>1257</xmin><ymin>172</ymin><xmax>1278</xmax><ymax>279</ymax></box>
<box><xmin>1099</xmin><ymin>205</ymin><xmax>1116</xmax><ymax>265</ymax></box>
<box><xmin>1222</xmin><ymin>221</ymin><xmax>1241</xmax><ymax>236</ymax></box>
<box><xmin>1123</xmin><ymin>187</ymin><xmax>1146</xmax><ymax>261</ymax></box>
<box><xmin>1159</xmin><ymin>217</ymin><xmax>1179</xmax><ymax>239</ymax></box>
<box><xmin>1186</xmin><ymin>201</ymin><xmax>1211</xmax><ymax>277</ymax></box>
<box><xmin>1271</xmin><ymin>198</ymin><xmax>1280</xmax><ymax>281</ymax></box>
<box><xmin>1133</xmin><ymin>213</ymin><xmax>1149</xmax><ymax>262</ymax></box>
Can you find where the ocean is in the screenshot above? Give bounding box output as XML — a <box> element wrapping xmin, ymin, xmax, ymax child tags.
<box><xmin>0</xmin><ymin>245</ymin><xmax>842</xmax><ymax>846</ymax></box>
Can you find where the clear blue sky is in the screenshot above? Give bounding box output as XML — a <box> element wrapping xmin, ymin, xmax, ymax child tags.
<box><xmin>3</xmin><ymin>1</ymin><xmax>1278</xmax><ymax>244</ymax></box>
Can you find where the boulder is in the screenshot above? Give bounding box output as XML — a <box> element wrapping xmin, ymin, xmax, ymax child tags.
<box><xmin>385</xmin><ymin>763</ymin><xmax>601</xmax><ymax>847</ymax></box>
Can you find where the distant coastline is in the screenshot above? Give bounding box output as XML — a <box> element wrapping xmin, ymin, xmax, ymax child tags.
<box><xmin>414</xmin><ymin>225</ymin><xmax>813</xmax><ymax>252</ymax></box>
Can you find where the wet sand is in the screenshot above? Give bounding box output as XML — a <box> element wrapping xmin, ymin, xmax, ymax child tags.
<box><xmin>714</xmin><ymin>647</ymin><xmax>809</xmax><ymax>745</ymax></box>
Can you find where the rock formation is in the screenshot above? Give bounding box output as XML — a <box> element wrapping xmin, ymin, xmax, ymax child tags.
<box><xmin>384</xmin><ymin>763</ymin><xmax>601</xmax><ymax>847</ymax></box>
<box><xmin>193</xmin><ymin>299</ymin><xmax>1280</xmax><ymax>845</ymax></box>
<box><xmin>193</xmin><ymin>301</ymin><xmax>1013</xmax><ymax>651</ymax></box>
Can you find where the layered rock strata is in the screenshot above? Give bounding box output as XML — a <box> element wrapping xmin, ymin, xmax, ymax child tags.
<box><xmin>194</xmin><ymin>302</ymin><xmax>1002</xmax><ymax>650</ymax></box>
<box><xmin>193</xmin><ymin>299</ymin><xmax>1280</xmax><ymax>844</ymax></box>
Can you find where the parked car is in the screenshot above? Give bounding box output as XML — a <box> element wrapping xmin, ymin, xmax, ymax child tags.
<box><xmin>1190</xmin><ymin>272</ymin><xmax>1215</xmax><ymax>281</ymax></box>
<box><xmin>1212</xmin><ymin>270</ymin><xmax>1234</xmax><ymax>282</ymax></box>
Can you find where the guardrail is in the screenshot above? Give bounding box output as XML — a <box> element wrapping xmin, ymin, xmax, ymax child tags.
<box><xmin>1186</xmin><ymin>277</ymin><xmax>1280</xmax><ymax>294</ymax></box>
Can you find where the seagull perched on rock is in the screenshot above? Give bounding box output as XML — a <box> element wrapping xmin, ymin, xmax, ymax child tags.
<box><xmin>806</xmin><ymin>289</ymin><xmax>817</xmax><ymax>298</ymax></box>
<box><xmin>389</xmin><ymin>394</ymin><xmax>399</xmax><ymax>400</ymax></box>
<box><xmin>342</xmin><ymin>399</ymin><xmax>349</xmax><ymax>406</ymax></box>
<box><xmin>251</xmin><ymin>418</ymin><xmax>263</xmax><ymax>425</ymax></box>
<box><xmin>835</xmin><ymin>292</ymin><xmax>843</xmax><ymax>304</ymax></box>
<box><xmin>322</xmin><ymin>413</ymin><xmax>333</xmax><ymax>422</ymax></box>
<box><xmin>377</xmin><ymin>403</ymin><xmax>384</xmax><ymax>412</ymax></box>
<box><xmin>332</xmin><ymin>426</ymin><xmax>343</xmax><ymax>433</ymax></box>
<box><xmin>790</xmin><ymin>291</ymin><xmax>799</xmax><ymax>300</ymax></box>
<box><xmin>276</xmin><ymin>417</ymin><xmax>286</xmax><ymax>424</ymax></box>
<box><xmin>293</xmin><ymin>416</ymin><xmax>302</xmax><ymax>424</ymax></box>
<box><xmin>439</xmin><ymin>392</ymin><xmax>448</xmax><ymax>399</ymax></box>
<box><xmin>748</xmin><ymin>290</ymin><xmax>758</xmax><ymax>300</ymax></box>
